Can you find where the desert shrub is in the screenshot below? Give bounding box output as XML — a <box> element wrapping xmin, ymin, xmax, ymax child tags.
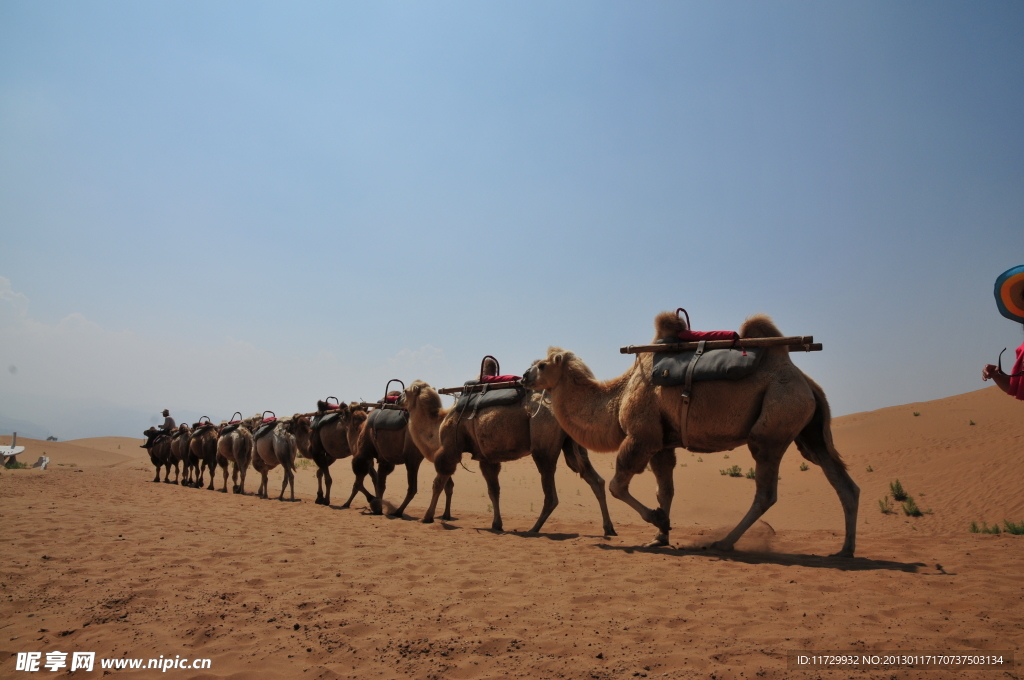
<box><xmin>970</xmin><ymin>521</ymin><xmax>1001</xmax><ymax>534</ymax></box>
<box><xmin>293</xmin><ymin>458</ymin><xmax>314</xmax><ymax>470</ymax></box>
<box><xmin>4</xmin><ymin>460</ymin><xmax>27</xmax><ymax>469</ymax></box>
<box><xmin>969</xmin><ymin>420</ymin><xmax>976</xmax><ymax>426</ymax></box>
<box><xmin>745</xmin><ymin>467</ymin><xmax>756</xmax><ymax>479</ymax></box>
<box><xmin>723</xmin><ymin>454</ymin><xmax>730</xmax><ymax>459</ymax></box>
<box><xmin>799</xmin><ymin>462</ymin><xmax>809</xmax><ymax>471</ymax></box>
<box><xmin>719</xmin><ymin>465</ymin><xmax>742</xmax><ymax>477</ymax></box>
<box><xmin>878</xmin><ymin>496</ymin><xmax>894</xmax><ymax>514</ymax></box>
<box><xmin>902</xmin><ymin>496</ymin><xmax>923</xmax><ymax>517</ymax></box>
<box><xmin>889</xmin><ymin>479</ymin><xmax>908</xmax><ymax>501</ymax></box>
<box><xmin>866</xmin><ymin>465</ymin><xmax>874</xmax><ymax>472</ymax></box>
<box><xmin>1003</xmin><ymin>520</ymin><xmax>1024</xmax><ymax>535</ymax></box>
<box><xmin>913</xmin><ymin>412</ymin><xmax>920</xmax><ymax>417</ymax></box>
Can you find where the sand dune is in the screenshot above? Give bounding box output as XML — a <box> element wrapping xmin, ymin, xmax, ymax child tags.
<box><xmin>1</xmin><ymin>386</ymin><xmax>1021</xmax><ymax>678</ymax></box>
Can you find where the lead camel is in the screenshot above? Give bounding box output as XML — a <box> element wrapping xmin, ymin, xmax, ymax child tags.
<box><xmin>522</xmin><ymin>312</ymin><xmax>859</xmax><ymax>556</ymax></box>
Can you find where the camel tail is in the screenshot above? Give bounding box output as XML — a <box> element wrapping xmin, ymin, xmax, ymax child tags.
<box><xmin>794</xmin><ymin>376</ymin><xmax>847</xmax><ymax>472</ymax></box>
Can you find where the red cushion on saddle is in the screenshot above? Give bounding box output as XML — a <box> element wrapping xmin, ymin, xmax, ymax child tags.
<box><xmin>383</xmin><ymin>395</ymin><xmax>400</xmax><ymax>404</ymax></box>
<box><xmin>678</xmin><ymin>330</ymin><xmax>739</xmax><ymax>341</ymax></box>
<box><xmin>261</xmin><ymin>417</ymin><xmax>277</xmax><ymax>424</ymax></box>
<box><xmin>481</xmin><ymin>374</ymin><xmax>520</xmax><ymax>383</ymax></box>
<box><xmin>229</xmin><ymin>420</ymin><xmax>241</xmax><ymax>424</ymax></box>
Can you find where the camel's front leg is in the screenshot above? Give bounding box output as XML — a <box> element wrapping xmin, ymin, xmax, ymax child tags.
<box><xmin>391</xmin><ymin>456</ymin><xmax>422</xmax><ymax>518</ymax></box>
<box><xmin>568</xmin><ymin>440</ymin><xmax>616</xmax><ymax>536</ymax></box>
<box><xmin>608</xmin><ymin>437</ymin><xmax>669</xmax><ymax>546</ymax></box>
<box><xmin>341</xmin><ymin>453</ymin><xmax>374</xmax><ymax>508</ymax></box>
<box><xmin>480</xmin><ymin>460</ymin><xmax>504</xmax><ymax>532</ymax></box>
<box><xmin>527</xmin><ymin>448</ymin><xmax>559</xmax><ymax>533</ymax></box>
<box><xmin>711</xmin><ymin>443</ymin><xmax>783</xmax><ymax>552</ymax></box>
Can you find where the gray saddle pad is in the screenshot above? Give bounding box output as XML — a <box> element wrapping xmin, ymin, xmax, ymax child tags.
<box><xmin>453</xmin><ymin>383</ymin><xmax>525</xmax><ymax>413</ymax></box>
<box><xmin>253</xmin><ymin>421</ymin><xmax>277</xmax><ymax>442</ymax></box>
<box><xmin>651</xmin><ymin>338</ymin><xmax>764</xmax><ymax>386</ymax></box>
<box><xmin>367</xmin><ymin>408</ymin><xmax>409</xmax><ymax>431</ymax></box>
<box><xmin>312</xmin><ymin>411</ymin><xmax>340</xmax><ymax>431</ymax></box>
<box><xmin>220</xmin><ymin>423</ymin><xmax>240</xmax><ymax>435</ymax></box>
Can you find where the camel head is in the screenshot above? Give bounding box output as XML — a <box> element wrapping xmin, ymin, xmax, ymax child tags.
<box><xmin>523</xmin><ymin>347</ymin><xmax>582</xmax><ymax>391</ymax></box>
<box><xmin>402</xmin><ymin>380</ymin><xmax>442</xmax><ymax>417</ymax></box>
<box><xmin>287</xmin><ymin>415</ymin><xmax>312</xmax><ymax>453</ymax></box>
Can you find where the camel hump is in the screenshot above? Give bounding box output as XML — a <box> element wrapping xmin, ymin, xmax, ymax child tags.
<box><xmin>654</xmin><ymin>310</ymin><xmax>688</xmax><ymax>339</ymax></box>
<box><xmin>739</xmin><ymin>313</ymin><xmax>782</xmax><ymax>339</ymax></box>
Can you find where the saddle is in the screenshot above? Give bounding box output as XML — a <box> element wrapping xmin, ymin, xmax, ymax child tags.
<box><xmin>253</xmin><ymin>412</ymin><xmax>278</xmax><ymax>442</ymax></box>
<box><xmin>366</xmin><ymin>381</ymin><xmax>409</xmax><ymax>432</ymax></box>
<box><xmin>453</xmin><ymin>356</ymin><xmax>525</xmax><ymax>415</ymax></box>
<box><xmin>312</xmin><ymin>411</ymin><xmax>341</xmax><ymax>431</ymax></box>
<box><xmin>651</xmin><ymin>339</ymin><xmax>764</xmax><ymax>386</ymax></box>
<box><xmin>220</xmin><ymin>412</ymin><xmax>244</xmax><ymax>436</ymax></box>
<box><xmin>366</xmin><ymin>408</ymin><xmax>409</xmax><ymax>431</ymax></box>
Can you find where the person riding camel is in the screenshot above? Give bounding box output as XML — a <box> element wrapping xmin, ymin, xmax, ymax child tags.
<box><xmin>982</xmin><ymin>265</ymin><xmax>1024</xmax><ymax>400</ymax></box>
<box><xmin>141</xmin><ymin>409</ymin><xmax>176</xmax><ymax>448</ymax></box>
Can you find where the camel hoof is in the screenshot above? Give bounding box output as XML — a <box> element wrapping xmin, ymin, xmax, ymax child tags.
<box><xmin>440</xmin><ymin>514</ymin><xmax>452</xmax><ymax>521</ymax></box>
<box><xmin>709</xmin><ymin>540</ymin><xmax>734</xmax><ymax>552</ymax></box>
<box><xmin>421</xmin><ymin>517</ymin><xmax>434</xmax><ymax>524</ymax></box>
<box><xmin>491</xmin><ymin>524</ymin><xmax>503</xmax><ymax>532</ymax></box>
<box><xmin>830</xmin><ymin>549</ymin><xmax>855</xmax><ymax>558</ymax></box>
<box><xmin>644</xmin><ymin>535</ymin><xmax>670</xmax><ymax>548</ymax></box>
<box><xmin>339</xmin><ymin>503</ymin><xmax>351</xmax><ymax>509</ymax></box>
<box><xmin>604</xmin><ymin>528</ymin><xmax>618</xmax><ymax>537</ymax></box>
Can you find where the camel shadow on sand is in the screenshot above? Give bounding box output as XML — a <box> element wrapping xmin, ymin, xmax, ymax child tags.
<box><xmin>593</xmin><ymin>543</ymin><xmax>923</xmax><ymax>573</ymax></box>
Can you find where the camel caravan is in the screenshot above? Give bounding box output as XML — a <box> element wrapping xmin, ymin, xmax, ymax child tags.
<box><xmin>140</xmin><ymin>308</ymin><xmax>860</xmax><ymax>557</ymax></box>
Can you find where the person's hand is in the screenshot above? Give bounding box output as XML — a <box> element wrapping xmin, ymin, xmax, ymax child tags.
<box><xmin>982</xmin><ymin>364</ymin><xmax>1001</xmax><ymax>381</ymax></box>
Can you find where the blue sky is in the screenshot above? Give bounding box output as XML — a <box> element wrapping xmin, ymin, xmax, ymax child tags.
<box><xmin>1</xmin><ymin>1</ymin><xmax>1022</xmax><ymax>438</ymax></box>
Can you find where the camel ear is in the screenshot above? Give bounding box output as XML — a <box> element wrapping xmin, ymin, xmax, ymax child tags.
<box><xmin>551</xmin><ymin>352</ymin><xmax>564</xmax><ymax>365</ymax></box>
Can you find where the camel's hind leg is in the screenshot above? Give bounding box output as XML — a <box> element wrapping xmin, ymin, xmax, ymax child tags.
<box><xmin>710</xmin><ymin>441</ymin><xmax>785</xmax><ymax>553</ymax></box>
<box><xmin>218</xmin><ymin>456</ymin><xmax>230</xmax><ymax>493</ymax></box>
<box><xmin>480</xmin><ymin>460</ymin><xmax>504</xmax><ymax>532</ymax></box>
<box><xmin>440</xmin><ymin>477</ymin><xmax>454</xmax><ymax>521</ymax></box>
<box><xmin>391</xmin><ymin>456</ymin><xmax>422</xmax><ymax>518</ymax></box>
<box><xmin>608</xmin><ymin>436</ymin><xmax>670</xmax><ymax>544</ymax></box>
<box><xmin>566</xmin><ymin>440</ymin><xmax>616</xmax><ymax>536</ymax></box>
<box><xmin>527</xmin><ymin>447</ymin><xmax>559</xmax><ymax>533</ymax></box>
<box><xmin>795</xmin><ymin>438</ymin><xmax>860</xmax><ymax>558</ymax></box>
<box><xmin>370</xmin><ymin>458</ymin><xmax>395</xmax><ymax>515</ymax></box>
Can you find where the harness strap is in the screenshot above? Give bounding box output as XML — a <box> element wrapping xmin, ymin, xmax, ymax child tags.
<box><xmin>678</xmin><ymin>340</ymin><xmax>706</xmax><ymax>449</ymax></box>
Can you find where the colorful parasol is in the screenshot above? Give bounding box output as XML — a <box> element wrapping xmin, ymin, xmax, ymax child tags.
<box><xmin>994</xmin><ymin>265</ymin><xmax>1024</xmax><ymax>324</ymax></box>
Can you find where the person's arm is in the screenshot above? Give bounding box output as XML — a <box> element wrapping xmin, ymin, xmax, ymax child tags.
<box><xmin>982</xmin><ymin>364</ymin><xmax>1013</xmax><ymax>395</ymax></box>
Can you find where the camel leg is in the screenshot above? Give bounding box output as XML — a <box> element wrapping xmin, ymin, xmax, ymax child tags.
<box><xmin>371</xmin><ymin>459</ymin><xmax>395</xmax><ymax>515</ymax></box>
<box><xmin>711</xmin><ymin>442</ymin><xmax>784</xmax><ymax>552</ymax></box>
<box><xmin>315</xmin><ymin>466</ymin><xmax>326</xmax><ymax>505</ymax></box>
<box><xmin>152</xmin><ymin>463</ymin><xmax>161</xmax><ymax>483</ymax></box>
<box><xmin>219</xmin><ymin>457</ymin><xmax>229</xmax><ymax>493</ymax></box>
<box><xmin>440</xmin><ymin>477</ymin><xmax>454</xmax><ymax>521</ymax></box>
<box><xmin>423</xmin><ymin>432</ymin><xmax>460</xmax><ymax>524</ymax></box>
<box><xmin>527</xmin><ymin>448</ymin><xmax>559</xmax><ymax>533</ymax></box>
<box><xmin>798</xmin><ymin>443</ymin><xmax>860</xmax><ymax>558</ymax></box>
<box><xmin>340</xmin><ymin>454</ymin><xmax>374</xmax><ymax>508</ymax></box>
<box><xmin>171</xmin><ymin>461</ymin><xmax>179</xmax><ymax>484</ymax></box>
<box><xmin>567</xmin><ymin>440</ymin><xmax>616</xmax><ymax>536</ymax></box>
<box><xmin>480</xmin><ymin>460</ymin><xmax>504</xmax><ymax>532</ymax></box>
<box><xmin>391</xmin><ymin>456</ymin><xmax>421</xmax><ymax>518</ymax></box>
<box><xmin>608</xmin><ymin>437</ymin><xmax>669</xmax><ymax>543</ymax></box>
<box><xmin>322</xmin><ymin>464</ymin><xmax>333</xmax><ymax>505</ymax></box>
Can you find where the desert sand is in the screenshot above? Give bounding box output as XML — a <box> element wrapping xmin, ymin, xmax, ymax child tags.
<box><xmin>1</xmin><ymin>386</ymin><xmax>1022</xmax><ymax>678</ymax></box>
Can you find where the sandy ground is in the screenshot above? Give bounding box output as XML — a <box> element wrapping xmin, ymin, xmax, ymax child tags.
<box><xmin>1</xmin><ymin>386</ymin><xmax>1022</xmax><ymax>678</ymax></box>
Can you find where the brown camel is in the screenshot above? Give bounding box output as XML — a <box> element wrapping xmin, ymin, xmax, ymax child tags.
<box><xmin>413</xmin><ymin>371</ymin><xmax>616</xmax><ymax>535</ymax></box>
<box><xmin>188</xmin><ymin>418</ymin><xmax>220</xmax><ymax>490</ymax></box>
<box><xmin>168</xmin><ymin>423</ymin><xmax>192</xmax><ymax>484</ymax></box>
<box><xmin>143</xmin><ymin>428</ymin><xmax>172</xmax><ymax>483</ymax></box>
<box><xmin>350</xmin><ymin>388</ymin><xmax>425</xmax><ymax>518</ymax></box>
<box><xmin>305</xmin><ymin>400</ymin><xmax>377</xmax><ymax>507</ymax></box>
<box><xmin>253</xmin><ymin>414</ymin><xmax>312</xmax><ymax>501</ymax></box>
<box><xmin>522</xmin><ymin>312</ymin><xmax>860</xmax><ymax>556</ymax></box>
<box><xmin>216</xmin><ymin>413</ymin><xmax>256</xmax><ymax>494</ymax></box>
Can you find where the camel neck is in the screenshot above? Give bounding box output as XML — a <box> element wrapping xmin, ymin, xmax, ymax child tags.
<box><xmin>550</xmin><ymin>367</ymin><xmax>630</xmax><ymax>453</ymax></box>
